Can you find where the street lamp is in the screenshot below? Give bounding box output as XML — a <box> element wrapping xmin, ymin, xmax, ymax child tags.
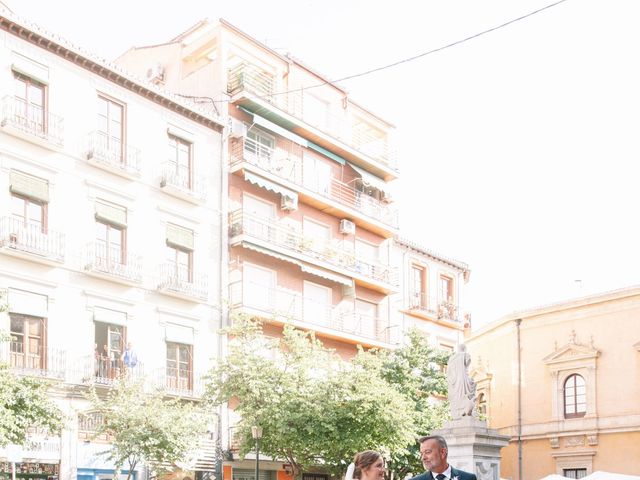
<box><xmin>251</xmin><ymin>426</ymin><xmax>263</xmax><ymax>480</ymax></box>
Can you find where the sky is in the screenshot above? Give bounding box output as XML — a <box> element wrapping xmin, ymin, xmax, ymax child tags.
<box><xmin>8</xmin><ymin>0</ymin><xmax>640</xmax><ymax>328</ymax></box>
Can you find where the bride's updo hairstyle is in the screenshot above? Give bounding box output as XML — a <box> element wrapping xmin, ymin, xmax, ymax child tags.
<box><xmin>352</xmin><ymin>451</ymin><xmax>382</xmax><ymax>479</ymax></box>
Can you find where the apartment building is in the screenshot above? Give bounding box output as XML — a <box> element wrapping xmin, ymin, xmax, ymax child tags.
<box><xmin>115</xmin><ymin>17</ymin><xmax>409</xmax><ymax>480</ymax></box>
<box><xmin>392</xmin><ymin>237</ymin><xmax>470</xmax><ymax>352</ymax></box>
<box><xmin>0</xmin><ymin>8</ymin><xmax>224</xmax><ymax>480</ymax></box>
<box><xmin>465</xmin><ymin>287</ymin><xmax>640</xmax><ymax>479</ymax></box>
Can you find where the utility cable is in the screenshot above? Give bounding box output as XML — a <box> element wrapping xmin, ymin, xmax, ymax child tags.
<box><xmin>197</xmin><ymin>0</ymin><xmax>570</xmax><ymax>104</ymax></box>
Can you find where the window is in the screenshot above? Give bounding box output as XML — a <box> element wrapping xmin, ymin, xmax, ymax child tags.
<box><xmin>303</xmin><ymin>281</ymin><xmax>331</xmax><ymax>327</ymax></box>
<box><xmin>11</xmin><ymin>193</ymin><xmax>46</xmax><ymax>232</ymax></box>
<box><xmin>14</xmin><ymin>72</ymin><xmax>46</xmax><ymax>134</ymax></box>
<box><xmin>97</xmin><ymin>95</ymin><xmax>124</xmax><ymax>162</ymax></box>
<box><xmin>94</xmin><ymin>321</ymin><xmax>124</xmax><ymax>380</ymax></box>
<box><xmin>354</xmin><ymin>299</ymin><xmax>378</xmax><ymax>339</ymax></box>
<box><xmin>410</xmin><ymin>265</ymin><xmax>426</xmax><ymax>308</ymax></box>
<box><xmin>166</xmin><ymin>342</ymin><xmax>192</xmax><ymax>390</ymax></box>
<box><xmin>243</xmin><ymin>263</ymin><xmax>275</xmax><ymax>312</ymax></box>
<box><xmin>303</xmin><ymin>217</ymin><xmax>330</xmax><ymax>253</ymax></box>
<box><xmin>168</xmin><ymin>134</ymin><xmax>192</xmax><ymax>189</ymax></box>
<box><xmin>245</xmin><ymin>128</ymin><xmax>274</xmax><ymax>166</ymax></box>
<box><xmin>94</xmin><ymin>200</ymin><xmax>127</xmax><ymax>268</ymax></box>
<box><xmin>439</xmin><ymin>275</ymin><xmax>453</xmax><ymax>303</ymax></box>
<box><xmin>302</xmin><ymin>152</ymin><xmax>331</xmax><ymax>195</ymax></box>
<box><xmin>564</xmin><ymin>374</ymin><xmax>586</xmax><ymax>418</ymax></box>
<box><xmin>563</xmin><ymin>469</ymin><xmax>587</xmax><ymax>479</ymax></box>
<box><xmin>166</xmin><ymin>244</ymin><xmax>192</xmax><ymax>282</ymax></box>
<box><xmin>96</xmin><ymin>221</ymin><xmax>124</xmax><ymax>265</ymax></box>
<box><xmin>165</xmin><ymin>224</ymin><xmax>194</xmax><ymax>283</ymax></box>
<box><xmin>10</xmin><ymin>314</ymin><xmax>45</xmax><ymax>370</ymax></box>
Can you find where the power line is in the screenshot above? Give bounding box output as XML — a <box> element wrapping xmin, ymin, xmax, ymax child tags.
<box><xmin>201</xmin><ymin>0</ymin><xmax>570</xmax><ymax>104</ymax></box>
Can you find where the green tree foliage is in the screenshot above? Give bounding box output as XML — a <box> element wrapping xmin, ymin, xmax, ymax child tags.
<box><xmin>0</xmin><ymin>365</ymin><xmax>64</xmax><ymax>448</ymax></box>
<box><xmin>205</xmin><ymin>315</ymin><xmax>421</xmax><ymax>479</ymax></box>
<box><xmin>89</xmin><ymin>379</ymin><xmax>213</xmax><ymax>480</ymax></box>
<box><xmin>380</xmin><ymin>329</ymin><xmax>450</xmax><ymax>479</ymax></box>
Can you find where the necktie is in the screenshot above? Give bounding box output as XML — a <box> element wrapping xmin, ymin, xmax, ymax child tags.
<box><xmin>435</xmin><ymin>475</ymin><xmax>446</xmax><ymax>480</ymax></box>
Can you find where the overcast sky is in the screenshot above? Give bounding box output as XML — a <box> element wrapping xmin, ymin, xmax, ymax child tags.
<box><xmin>8</xmin><ymin>0</ymin><xmax>640</xmax><ymax>328</ymax></box>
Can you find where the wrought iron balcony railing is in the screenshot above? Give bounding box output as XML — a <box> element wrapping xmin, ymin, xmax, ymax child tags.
<box><xmin>230</xmin><ymin>137</ymin><xmax>399</xmax><ymax>228</ymax></box>
<box><xmin>0</xmin><ymin>95</ymin><xmax>64</xmax><ymax>146</ymax></box>
<box><xmin>84</xmin><ymin>242</ymin><xmax>143</xmax><ymax>283</ymax></box>
<box><xmin>150</xmin><ymin>367</ymin><xmax>204</xmax><ymax>398</ymax></box>
<box><xmin>229</xmin><ymin>280</ymin><xmax>390</xmax><ymax>343</ymax></box>
<box><xmin>0</xmin><ymin>217</ymin><xmax>65</xmax><ymax>262</ymax></box>
<box><xmin>0</xmin><ymin>341</ymin><xmax>66</xmax><ymax>380</ymax></box>
<box><xmin>160</xmin><ymin>162</ymin><xmax>207</xmax><ymax>200</ymax></box>
<box><xmin>78</xmin><ymin>354</ymin><xmax>146</xmax><ymax>386</ymax></box>
<box><xmin>227</xmin><ymin>63</ymin><xmax>397</xmax><ymax>169</ymax></box>
<box><xmin>157</xmin><ymin>263</ymin><xmax>208</xmax><ymax>301</ymax></box>
<box><xmin>408</xmin><ymin>291</ymin><xmax>460</xmax><ymax>322</ymax></box>
<box><xmin>230</xmin><ymin>210</ymin><xmax>398</xmax><ymax>287</ymax></box>
<box><xmin>85</xmin><ymin>131</ymin><xmax>141</xmax><ymax>174</ymax></box>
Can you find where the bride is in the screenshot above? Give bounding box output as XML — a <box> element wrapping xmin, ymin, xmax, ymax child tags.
<box><xmin>345</xmin><ymin>451</ymin><xmax>386</xmax><ymax>480</ymax></box>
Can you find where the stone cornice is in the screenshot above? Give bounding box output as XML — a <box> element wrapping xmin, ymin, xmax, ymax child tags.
<box><xmin>0</xmin><ymin>11</ymin><xmax>224</xmax><ymax>132</ymax></box>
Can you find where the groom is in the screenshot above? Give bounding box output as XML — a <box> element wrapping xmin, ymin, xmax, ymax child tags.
<box><xmin>411</xmin><ymin>435</ymin><xmax>476</xmax><ymax>480</ymax></box>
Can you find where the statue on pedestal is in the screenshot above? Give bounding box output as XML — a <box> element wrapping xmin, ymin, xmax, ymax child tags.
<box><xmin>447</xmin><ymin>343</ymin><xmax>477</xmax><ymax>419</ymax></box>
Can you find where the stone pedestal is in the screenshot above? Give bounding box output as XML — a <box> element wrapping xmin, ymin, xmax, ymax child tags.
<box><xmin>432</xmin><ymin>417</ymin><xmax>510</xmax><ymax>480</ymax></box>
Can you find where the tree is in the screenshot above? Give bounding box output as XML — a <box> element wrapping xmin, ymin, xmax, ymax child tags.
<box><xmin>380</xmin><ymin>329</ymin><xmax>450</xmax><ymax>480</ymax></box>
<box><xmin>0</xmin><ymin>365</ymin><xmax>64</xmax><ymax>448</ymax></box>
<box><xmin>205</xmin><ymin>315</ymin><xmax>416</xmax><ymax>479</ymax></box>
<box><xmin>88</xmin><ymin>378</ymin><xmax>213</xmax><ymax>480</ymax></box>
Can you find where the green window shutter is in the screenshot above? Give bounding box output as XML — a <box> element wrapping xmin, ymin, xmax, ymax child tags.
<box><xmin>95</xmin><ymin>200</ymin><xmax>127</xmax><ymax>227</ymax></box>
<box><xmin>166</xmin><ymin>223</ymin><xmax>194</xmax><ymax>251</ymax></box>
<box><xmin>10</xmin><ymin>170</ymin><xmax>49</xmax><ymax>202</ymax></box>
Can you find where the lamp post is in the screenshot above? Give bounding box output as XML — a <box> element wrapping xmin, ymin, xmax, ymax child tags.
<box><xmin>251</xmin><ymin>426</ymin><xmax>263</xmax><ymax>480</ymax></box>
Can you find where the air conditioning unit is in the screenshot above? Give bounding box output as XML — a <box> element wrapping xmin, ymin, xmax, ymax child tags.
<box><xmin>228</xmin><ymin>117</ymin><xmax>246</xmax><ymax>139</ymax></box>
<box><xmin>280</xmin><ymin>194</ymin><xmax>298</xmax><ymax>211</ymax></box>
<box><xmin>339</xmin><ymin>219</ymin><xmax>356</xmax><ymax>235</ymax></box>
<box><xmin>146</xmin><ymin>63</ymin><xmax>165</xmax><ymax>83</ymax></box>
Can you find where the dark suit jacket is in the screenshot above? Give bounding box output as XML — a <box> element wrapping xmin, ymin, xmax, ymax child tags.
<box><xmin>410</xmin><ymin>467</ymin><xmax>477</xmax><ymax>480</ymax></box>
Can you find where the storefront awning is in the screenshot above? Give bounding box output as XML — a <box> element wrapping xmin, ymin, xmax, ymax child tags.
<box><xmin>244</xmin><ymin>171</ymin><xmax>298</xmax><ymax>201</ymax></box>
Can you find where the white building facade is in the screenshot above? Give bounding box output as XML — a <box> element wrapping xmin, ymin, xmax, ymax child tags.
<box><xmin>0</xmin><ymin>8</ymin><xmax>224</xmax><ymax>480</ymax></box>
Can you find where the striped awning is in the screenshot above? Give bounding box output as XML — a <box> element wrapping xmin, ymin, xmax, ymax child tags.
<box><xmin>244</xmin><ymin>171</ymin><xmax>297</xmax><ymax>201</ymax></box>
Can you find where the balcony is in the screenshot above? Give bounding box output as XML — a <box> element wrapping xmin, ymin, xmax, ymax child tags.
<box><xmin>227</xmin><ymin>64</ymin><xmax>398</xmax><ymax>175</ymax></box>
<box><xmin>157</xmin><ymin>263</ymin><xmax>208</xmax><ymax>301</ymax></box>
<box><xmin>230</xmin><ymin>137</ymin><xmax>399</xmax><ymax>230</ymax></box>
<box><xmin>229</xmin><ymin>280</ymin><xmax>392</xmax><ymax>344</ymax></box>
<box><xmin>150</xmin><ymin>367</ymin><xmax>204</xmax><ymax>398</ymax></box>
<box><xmin>408</xmin><ymin>292</ymin><xmax>461</xmax><ymax>324</ymax></box>
<box><xmin>84</xmin><ymin>243</ymin><xmax>143</xmax><ymax>284</ymax></box>
<box><xmin>0</xmin><ymin>95</ymin><xmax>64</xmax><ymax>146</ymax></box>
<box><xmin>77</xmin><ymin>355</ymin><xmax>146</xmax><ymax>386</ymax></box>
<box><xmin>0</xmin><ymin>342</ymin><xmax>66</xmax><ymax>380</ymax></box>
<box><xmin>230</xmin><ymin>210</ymin><xmax>398</xmax><ymax>291</ymax></box>
<box><xmin>0</xmin><ymin>217</ymin><xmax>65</xmax><ymax>263</ymax></box>
<box><xmin>160</xmin><ymin>163</ymin><xmax>207</xmax><ymax>202</ymax></box>
<box><xmin>85</xmin><ymin>131</ymin><xmax>141</xmax><ymax>177</ymax></box>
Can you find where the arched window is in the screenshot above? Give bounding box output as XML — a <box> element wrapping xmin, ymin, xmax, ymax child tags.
<box><xmin>564</xmin><ymin>374</ymin><xmax>586</xmax><ymax>418</ymax></box>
